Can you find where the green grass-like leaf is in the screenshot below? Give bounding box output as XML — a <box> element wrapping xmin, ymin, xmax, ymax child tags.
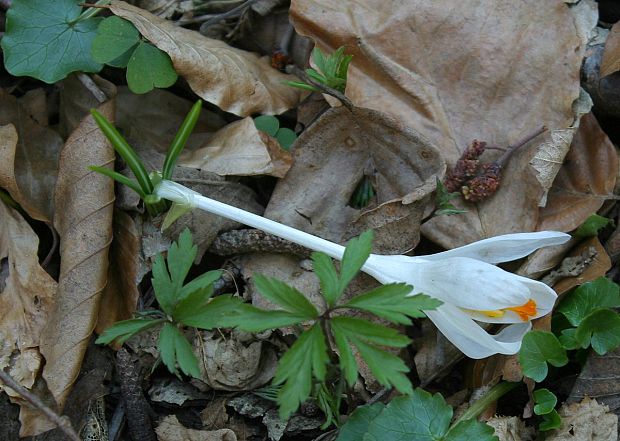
<box><xmin>163</xmin><ymin>100</ymin><xmax>202</xmax><ymax>180</ymax></box>
<box><xmin>273</xmin><ymin>324</ymin><xmax>329</xmax><ymax>420</ymax></box>
<box><xmin>557</xmin><ymin>277</ymin><xmax>620</xmax><ymax>327</ymax></box>
<box><xmin>1</xmin><ymin>0</ymin><xmax>103</xmax><ymax>83</ymax></box>
<box><xmin>519</xmin><ymin>331</ymin><xmax>568</xmax><ymax>382</ymax></box>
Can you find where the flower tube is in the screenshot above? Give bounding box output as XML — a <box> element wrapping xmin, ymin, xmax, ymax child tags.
<box><xmin>155</xmin><ymin>180</ymin><xmax>570</xmax><ymax>358</ymax></box>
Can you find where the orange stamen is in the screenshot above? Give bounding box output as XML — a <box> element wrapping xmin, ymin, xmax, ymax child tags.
<box><xmin>506</xmin><ymin>299</ymin><xmax>537</xmax><ymax>321</ymax></box>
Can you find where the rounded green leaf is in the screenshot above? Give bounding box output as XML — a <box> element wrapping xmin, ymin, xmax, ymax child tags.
<box><xmin>539</xmin><ymin>409</ymin><xmax>562</xmax><ymax>431</ymax></box>
<box><xmin>533</xmin><ymin>389</ymin><xmax>557</xmax><ymax>415</ymax></box>
<box><xmin>126</xmin><ymin>42</ymin><xmax>178</xmax><ymax>94</ymax></box>
<box><xmin>91</xmin><ymin>16</ymin><xmax>140</xmax><ymax>64</ymax></box>
<box><xmin>519</xmin><ymin>331</ymin><xmax>568</xmax><ymax>382</ymax></box>
<box><xmin>557</xmin><ymin>277</ymin><xmax>620</xmax><ymax>327</ymax></box>
<box><xmin>254</xmin><ymin>115</ymin><xmax>280</xmax><ymax>136</ymax></box>
<box><xmin>575</xmin><ymin>308</ymin><xmax>620</xmax><ymax>355</ymax></box>
<box><xmin>1</xmin><ymin>0</ymin><xmax>103</xmax><ymax>83</ymax></box>
<box><xmin>275</xmin><ymin>127</ymin><xmax>297</xmax><ymax>150</ymax></box>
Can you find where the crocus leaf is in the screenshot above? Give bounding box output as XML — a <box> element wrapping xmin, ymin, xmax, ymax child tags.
<box><xmin>519</xmin><ymin>331</ymin><xmax>568</xmax><ymax>382</ymax></box>
<box><xmin>126</xmin><ymin>41</ymin><xmax>178</xmax><ymax>94</ymax></box>
<box><xmin>91</xmin><ymin>16</ymin><xmax>140</xmax><ymax>64</ymax></box>
<box><xmin>273</xmin><ymin>324</ymin><xmax>329</xmax><ymax>420</ymax></box>
<box><xmin>533</xmin><ymin>389</ymin><xmax>557</xmax><ymax>415</ymax></box>
<box><xmin>557</xmin><ymin>277</ymin><xmax>620</xmax><ymax>327</ymax></box>
<box><xmin>575</xmin><ymin>308</ymin><xmax>620</xmax><ymax>355</ymax></box>
<box><xmin>254</xmin><ymin>115</ymin><xmax>279</xmax><ymax>136</ymax></box>
<box><xmin>1</xmin><ymin>0</ymin><xmax>102</xmax><ymax>83</ymax></box>
<box><xmin>572</xmin><ymin>214</ymin><xmax>614</xmax><ymax>238</ymax></box>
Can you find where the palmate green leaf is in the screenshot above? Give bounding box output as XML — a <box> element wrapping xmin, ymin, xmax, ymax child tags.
<box><xmin>91</xmin><ymin>16</ymin><xmax>140</xmax><ymax>64</ymax></box>
<box><xmin>158</xmin><ymin>323</ymin><xmax>201</xmax><ymax>378</ymax></box>
<box><xmin>352</xmin><ymin>337</ymin><xmax>412</xmax><ymax>395</ymax></box>
<box><xmin>126</xmin><ymin>42</ymin><xmax>178</xmax><ymax>94</ymax></box>
<box><xmin>339</xmin><ymin>230</ymin><xmax>373</xmax><ymax>294</ymax></box>
<box><xmin>331</xmin><ymin>317</ymin><xmax>411</xmax><ymax>347</ymax></box>
<box><xmin>557</xmin><ymin>277</ymin><xmax>620</xmax><ymax>327</ymax></box>
<box><xmin>575</xmin><ymin>308</ymin><xmax>620</xmax><ymax>355</ymax></box>
<box><xmin>573</xmin><ymin>214</ymin><xmax>614</xmax><ymax>238</ymax></box>
<box><xmin>166</xmin><ymin>228</ymin><xmax>197</xmax><ymax>294</ymax></box>
<box><xmin>231</xmin><ymin>304</ymin><xmax>308</xmax><ymax>332</ymax></box>
<box><xmin>174</xmin><ymin>294</ymin><xmax>243</xmax><ymax>329</ymax></box>
<box><xmin>177</xmin><ymin>270</ymin><xmax>221</xmax><ymax>301</ymax></box>
<box><xmin>519</xmin><ymin>331</ymin><xmax>568</xmax><ymax>382</ymax></box>
<box><xmin>312</xmin><ymin>252</ymin><xmax>339</xmax><ymax>307</ymax></box>
<box><xmin>273</xmin><ymin>324</ymin><xmax>329</xmax><ymax>420</ymax></box>
<box><xmin>533</xmin><ymin>389</ymin><xmax>557</xmax><ymax>415</ymax></box>
<box><xmin>253</xmin><ymin>274</ymin><xmax>318</xmax><ymax>318</ymax></box>
<box><xmin>1</xmin><ymin>0</ymin><xmax>102</xmax><ymax>83</ymax></box>
<box><xmin>151</xmin><ymin>253</ymin><xmax>175</xmax><ymax>314</ymax></box>
<box><xmin>95</xmin><ymin>318</ymin><xmax>164</xmax><ymax>345</ymax></box>
<box><xmin>344</xmin><ymin>284</ymin><xmax>440</xmax><ymax>325</ymax></box>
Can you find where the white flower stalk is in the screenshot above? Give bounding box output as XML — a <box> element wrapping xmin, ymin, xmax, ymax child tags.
<box><xmin>156</xmin><ymin>180</ymin><xmax>570</xmax><ymax>359</ymax></box>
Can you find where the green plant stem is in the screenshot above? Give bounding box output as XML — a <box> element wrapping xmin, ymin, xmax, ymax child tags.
<box><xmin>76</xmin><ymin>0</ymin><xmax>111</xmax><ymax>22</ymax></box>
<box><xmin>449</xmin><ymin>381</ymin><xmax>518</xmax><ymax>429</ymax></box>
<box><xmin>162</xmin><ymin>100</ymin><xmax>202</xmax><ymax>180</ymax></box>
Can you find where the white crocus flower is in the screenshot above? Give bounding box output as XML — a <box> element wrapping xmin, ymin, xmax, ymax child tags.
<box><xmin>156</xmin><ymin>180</ymin><xmax>571</xmax><ymax>359</ymax></box>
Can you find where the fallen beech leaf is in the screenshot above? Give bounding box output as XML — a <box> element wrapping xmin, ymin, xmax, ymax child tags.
<box><xmin>290</xmin><ymin>0</ymin><xmax>594</xmax><ymax>248</ymax></box>
<box><xmin>485</xmin><ymin>416</ymin><xmax>535</xmax><ymax>441</ymax></box>
<box><xmin>537</xmin><ymin>113</ymin><xmax>618</xmax><ymax>233</ymax></box>
<box><xmin>96</xmin><ymin>209</ymin><xmax>141</xmax><ymax>335</ymax></box>
<box><xmin>601</xmin><ymin>21</ymin><xmax>620</xmax><ymax>77</ymax></box>
<box><xmin>109</xmin><ymin>0</ymin><xmax>302</xmax><ymax>116</ymax></box>
<box><xmin>179</xmin><ymin>117</ymin><xmax>293</xmax><ymax>178</ymax></box>
<box><xmin>568</xmin><ymin>347</ymin><xmax>620</xmax><ymax>415</ymax></box>
<box><xmin>156</xmin><ymin>415</ymin><xmax>237</xmax><ymax>441</ymax></box>
<box><xmin>265</xmin><ymin>106</ymin><xmax>444</xmax><ymax>254</ymax></box>
<box><xmin>193</xmin><ymin>330</ymin><xmax>278</xmax><ymax>391</ymax></box>
<box><xmin>0</xmin><ymin>202</ymin><xmax>57</xmax><ymax>427</ymax></box>
<box><xmin>546</xmin><ymin>397</ymin><xmax>617</xmax><ymax>441</ymax></box>
<box><xmin>0</xmin><ymin>90</ymin><xmax>64</xmax><ymax>222</ymax></box>
<box><xmin>39</xmin><ymin>89</ymin><xmax>116</xmax><ymax>415</ymax></box>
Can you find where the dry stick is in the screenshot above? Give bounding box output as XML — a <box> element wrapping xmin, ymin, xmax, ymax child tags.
<box><xmin>495</xmin><ymin>125</ymin><xmax>547</xmax><ymax>167</ymax></box>
<box><xmin>287</xmin><ymin>65</ymin><xmax>354</xmax><ymax>111</ymax></box>
<box><xmin>0</xmin><ymin>369</ymin><xmax>81</xmax><ymax>441</ymax></box>
<box><xmin>209</xmin><ymin>229</ymin><xmax>311</xmax><ymax>257</ymax></box>
<box><xmin>199</xmin><ymin>0</ymin><xmax>260</xmax><ymax>34</ymax></box>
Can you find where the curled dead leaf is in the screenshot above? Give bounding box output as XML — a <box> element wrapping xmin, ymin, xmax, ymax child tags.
<box><xmin>109</xmin><ymin>0</ymin><xmax>302</xmax><ymax>116</ymax></box>
<box><xmin>601</xmin><ymin>21</ymin><xmax>620</xmax><ymax>77</ymax></box>
<box><xmin>156</xmin><ymin>415</ymin><xmax>237</xmax><ymax>441</ymax></box>
<box><xmin>40</xmin><ymin>88</ymin><xmax>116</xmax><ymax>417</ymax></box>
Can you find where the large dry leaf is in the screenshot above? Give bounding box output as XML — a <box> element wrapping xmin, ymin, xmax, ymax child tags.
<box><xmin>569</xmin><ymin>347</ymin><xmax>620</xmax><ymax>416</ymax></box>
<box><xmin>546</xmin><ymin>397</ymin><xmax>617</xmax><ymax>441</ymax></box>
<box><xmin>96</xmin><ymin>210</ymin><xmax>141</xmax><ymax>335</ymax></box>
<box><xmin>290</xmin><ymin>0</ymin><xmax>595</xmax><ymax>248</ymax></box>
<box><xmin>0</xmin><ymin>202</ymin><xmax>57</xmax><ymax>413</ymax></box>
<box><xmin>537</xmin><ymin>113</ymin><xmax>618</xmax><ymax>232</ymax></box>
<box><xmin>265</xmin><ymin>106</ymin><xmax>444</xmax><ymax>254</ymax></box>
<box><xmin>0</xmin><ymin>90</ymin><xmax>63</xmax><ymax>222</ymax></box>
<box><xmin>601</xmin><ymin>21</ymin><xmax>620</xmax><ymax>77</ymax></box>
<box><xmin>179</xmin><ymin>117</ymin><xmax>292</xmax><ymax>177</ymax></box>
<box><xmin>156</xmin><ymin>415</ymin><xmax>237</xmax><ymax>441</ymax></box>
<box><xmin>109</xmin><ymin>0</ymin><xmax>302</xmax><ymax>116</ymax></box>
<box><xmin>39</xmin><ymin>91</ymin><xmax>116</xmax><ymax>415</ymax></box>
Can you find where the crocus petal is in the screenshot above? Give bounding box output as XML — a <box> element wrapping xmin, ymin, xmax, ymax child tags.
<box><xmin>405</xmin><ymin>257</ymin><xmax>532</xmax><ymax>310</ymax></box>
<box><xmin>421</xmin><ymin>232</ymin><xmax>571</xmax><ymax>264</ymax></box>
<box><xmin>426</xmin><ymin>304</ymin><xmax>531</xmax><ymax>359</ymax></box>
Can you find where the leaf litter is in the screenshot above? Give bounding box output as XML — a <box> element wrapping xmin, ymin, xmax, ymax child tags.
<box><xmin>2</xmin><ymin>0</ymin><xmax>620</xmax><ymax>439</ymax></box>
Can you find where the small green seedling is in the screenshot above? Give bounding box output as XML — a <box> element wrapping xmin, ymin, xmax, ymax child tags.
<box><xmin>96</xmin><ymin>229</ymin><xmax>242</xmax><ymax>378</ymax></box>
<box><xmin>572</xmin><ymin>213</ymin><xmax>614</xmax><ymax>238</ymax></box>
<box><xmin>90</xmin><ymin>100</ymin><xmax>202</xmax><ymax>216</ymax></box>
<box><xmin>434</xmin><ymin>178</ymin><xmax>467</xmax><ymax>217</ymax></box>
<box><xmin>254</xmin><ymin>115</ymin><xmax>298</xmax><ymax>150</ymax></box>
<box><xmin>229</xmin><ymin>230</ymin><xmax>442</xmax><ymax>420</ymax></box>
<box><xmin>91</xmin><ymin>16</ymin><xmax>177</xmax><ymax>94</ymax></box>
<box><xmin>287</xmin><ymin>46</ymin><xmax>353</xmax><ymax>93</ymax></box>
<box><xmin>533</xmin><ymin>388</ymin><xmax>561</xmax><ymax>431</ymax></box>
<box><xmin>349</xmin><ymin>175</ymin><xmax>375</xmax><ymax>209</ymax></box>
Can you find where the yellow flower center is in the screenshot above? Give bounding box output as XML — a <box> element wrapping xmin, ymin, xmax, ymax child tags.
<box><xmin>480</xmin><ymin>299</ymin><xmax>537</xmax><ymax>321</ymax></box>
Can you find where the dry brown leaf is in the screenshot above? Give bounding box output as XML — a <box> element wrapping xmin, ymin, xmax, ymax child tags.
<box><xmin>0</xmin><ymin>202</ymin><xmax>57</xmax><ymax>424</ymax></box>
<box><xmin>96</xmin><ymin>210</ymin><xmax>141</xmax><ymax>335</ymax></box>
<box><xmin>39</xmin><ymin>90</ymin><xmax>116</xmax><ymax>417</ymax></box>
<box><xmin>290</xmin><ymin>0</ymin><xmax>594</xmax><ymax>248</ymax></box>
<box><xmin>156</xmin><ymin>415</ymin><xmax>237</xmax><ymax>441</ymax></box>
<box><xmin>193</xmin><ymin>330</ymin><xmax>277</xmax><ymax>391</ymax></box>
<box><xmin>546</xmin><ymin>397</ymin><xmax>617</xmax><ymax>441</ymax></box>
<box><xmin>601</xmin><ymin>21</ymin><xmax>620</xmax><ymax>77</ymax></box>
<box><xmin>115</xmin><ymin>87</ymin><xmax>226</xmax><ymax>154</ymax></box>
<box><xmin>179</xmin><ymin>117</ymin><xmax>293</xmax><ymax>178</ymax></box>
<box><xmin>0</xmin><ymin>90</ymin><xmax>64</xmax><ymax>222</ymax></box>
<box><xmin>569</xmin><ymin>347</ymin><xmax>620</xmax><ymax>415</ymax></box>
<box><xmin>486</xmin><ymin>416</ymin><xmax>535</xmax><ymax>441</ymax></box>
<box><xmin>265</xmin><ymin>106</ymin><xmax>444</xmax><ymax>254</ymax></box>
<box><xmin>109</xmin><ymin>0</ymin><xmax>302</xmax><ymax>116</ymax></box>
<box><xmin>537</xmin><ymin>113</ymin><xmax>618</xmax><ymax>233</ymax></box>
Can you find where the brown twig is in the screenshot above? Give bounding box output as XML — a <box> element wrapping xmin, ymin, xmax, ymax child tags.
<box><xmin>495</xmin><ymin>125</ymin><xmax>547</xmax><ymax>167</ymax></box>
<box><xmin>287</xmin><ymin>65</ymin><xmax>354</xmax><ymax>111</ymax></box>
<box><xmin>0</xmin><ymin>369</ymin><xmax>81</xmax><ymax>441</ymax></box>
<box><xmin>199</xmin><ymin>0</ymin><xmax>260</xmax><ymax>34</ymax></box>
<box><xmin>209</xmin><ymin>229</ymin><xmax>311</xmax><ymax>257</ymax></box>
<box><xmin>41</xmin><ymin>224</ymin><xmax>59</xmax><ymax>270</ymax></box>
